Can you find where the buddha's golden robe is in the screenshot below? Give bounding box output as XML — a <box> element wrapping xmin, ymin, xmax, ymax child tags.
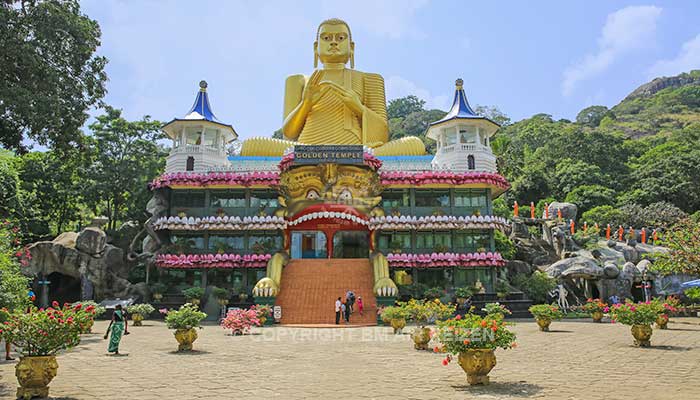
<box><xmin>240</xmin><ymin>69</ymin><xmax>425</xmax><ymax>157</ymax></box>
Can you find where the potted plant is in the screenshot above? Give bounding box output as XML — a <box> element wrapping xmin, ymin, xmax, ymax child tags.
<box><xmin>403</xmin><ymin>299</ymin><xmax>455</xmax><ymax>350</ymax></box>
<box><xmin>528</xmin><ymin>304</ymin><xmax>563</xmax><ymax>332</ymax></box>
<box><xmin>436</xmin><ymin>313</ymin><xmax>517</xmax><ymax>385</ymax></box>
<box><xmin>654</xmin><ymin>297</ymin><xmax>679</xmax><ymax>329</ymax></box>
<box><xmin>455</xmin><ymin>287</ymin><xmax>475</xmax><ymax>305</ymax></box>
<box><xmin>607</xmin><ymin>301</ymin><xmax>660</xmax><ymax>347</ymax></box>
<box><xmin>424</xmin><ymin>287</ymin><xmax>443</xmax><ymax>300</ymax></box>
<box><xmin>126</xmin><ymin>303</ymin><xmax>155</xmax><ymax>326</ymax></box>
<box><xmin>251</xmin><ymin>304</ymin><xmax>273</xmax><ymax>326</ymax></box>
<box><xmin>150</xmin><ymin>282</ymin><xmax>167</xmax><ymax>302</ymax></box>
<box><xmin>72</xmin><ymin>301</ymin><xmax>105</xmax><ymax>333</ymax></box>
<box><xmin>495</xmin><ymin>280</ymin><xmax>510</xmax><ymax>300</ymax></box>
<box><xmin>580</xmin><ymin>298</ymin><xmax>608</xmax><ymax>323</ymax></box>
<box><xmin>176</xmin><ymin>209</ymin><xmax>187</xmax><ymax>218</ymax></box>
<box><xmin>2</xmin><ymin>304</ymin><xmax>81</xmax><ymax>399</ymax></box>
<box><xmin>221</xmin><ymin>308</ymin><xmax>260</xmax><ymax>335</ymax></box>
<box><xmin>482</xmin><ymin>302</ymin><xmax>512</xmax><ymax>322</ymax></box>
<box><xmin>163</xmin><ymin>303</ymin><xmax>207</xmax><ymax>351</ymax></box>
<box><xmin>381</xmin><ymin>305</ymin><xmax>409</xmax><ymax>334</ymax></box>
<box><xmin>212</xmin><ymin>287</ymin><xmax>230</xmax><ymax>306</ymax></box>
<box><xmin>182</xmin><ymin>287</ymin><xmax>205</xmax><ymax>305</ymax></box>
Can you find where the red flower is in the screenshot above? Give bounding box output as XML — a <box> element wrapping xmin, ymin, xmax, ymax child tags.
<box><xmin>73</xmin><ymin>304</ymin><xmax>82</xmax><ymax>311</ymax></box>
<box><xmin>52</xmin><ymin>301</ymin><xmax>59</xmax><ymax>308</ymax></box>
<box><xmin>442</xmin><ymin>358</ymin><xmax>449</xmax><ymax>366</ymax></box>
<box><xmin>455</xmin><ymin>314</ymin><xmax>462</xmax><ymax>320</ymax></box>
<box><xmin>14</xmin><ymin>250</ymin><xmax>23</xmax><ymax>257</ymax></box>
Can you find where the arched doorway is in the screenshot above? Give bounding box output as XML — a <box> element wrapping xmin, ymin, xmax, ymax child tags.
<box><xmin>47</xmin><ymin>272</ymin><xmax>81</xmax><ymax>305</ymax></box>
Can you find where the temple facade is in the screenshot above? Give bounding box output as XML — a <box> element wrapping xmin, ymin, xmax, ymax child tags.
<box><xmin>147</xmin><ymin>77</ymin><xmax>510</xmax><ymax>323</ymax></box>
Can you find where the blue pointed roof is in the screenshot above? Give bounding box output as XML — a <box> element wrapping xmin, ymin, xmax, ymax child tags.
<box><xmin>162</xmin><ymin>80</ymin><xmax>237</xmax><ymax>140</ymax></box>
<box><xmin>429</xmin><ymin>79</ymin><xmax>499</xmax><ymax>128</ymax></box>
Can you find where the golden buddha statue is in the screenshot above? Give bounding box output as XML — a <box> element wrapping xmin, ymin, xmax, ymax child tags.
<box><xmin>240</xmin><ymin>18</ymin><xmax>425</xmax><ymax>157</ymax></box>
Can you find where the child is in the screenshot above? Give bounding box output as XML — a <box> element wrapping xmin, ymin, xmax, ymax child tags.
<box><xmin>341</xmin><ymin>302</ymin><xmax>348</xmax><ymax>324</ymax></box>
<box><xmin>357</xmin><ymin>296</ymin><xmax>364</xmax><ymax>316</ymax></box>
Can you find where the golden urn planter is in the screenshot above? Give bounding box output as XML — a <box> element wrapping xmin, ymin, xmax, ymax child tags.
<box><xmin>591</xmin><ymin>311</ymin><xmax>604</xmax><ymax>323</ymax></box>
<box><xmin>218</xmin><ymin>299</ymin><xmax>229</xmax><ymax>306</ymax></box>
<box><xmin>390</xmin><ymin>318</ymin><xmax>406</xmax><ymax>334</ymax></box>
<box><xmin>259</xmin><ymin>316</ymin><xmax>267</xmax><ymax>326</ymax></box>
<box><xmin>131</xmin><ymin>313</ymin><xmax>144</xmax><ymax>326</ymax></box>
<box><xmin>631</xmin><ymin>324</ymin><xmax>653</xmax><ymax>347</ymax></box>
<box><xmin>456</xmin><ymin>297</ymin><xmax>467</xmax><ymax>305</ymax></box>
<box><xmin>411</xmin><ymin>327</ymin><xmax>431</xmax><ymax>350</ymax></box>
<box><xmin>458</xmin><ymin>349</ymin><xmax>497</xmax><ymax>385</ymax></box>
<box><xmin>15</xmin><ymin>356</ymin><xmax>59</xmax><ymax>400</ymax></box>
<box><xmin>174</xmin><ymin>328</ymin><xmax>198</xmax><ymax>351</ymax></box>
<box><xmin>655</xmin><ymin>314</ymin><xmax>668</xmax><ymax>329</ymax></box>
<box><xmin>189</xmin><ymin>298</ymin><xmax>201</xmax><ymax>306</ymax></box>
<box><xmin>535</xmin><ymin>317</ymin><xmax>551</xmax><ymax>332</ymax></box>
<box><xmin>152</xmin><ymin>293</ymin><xmax>163</xmax><ymax>302</ymax></box>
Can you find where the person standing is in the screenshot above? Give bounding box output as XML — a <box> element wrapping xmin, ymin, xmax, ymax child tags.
<box><xmin>335</xmin><ymin>297</ymin><xmax>342</xmax><ymax>325</ymax></box>
<box><xmin>104</xmin><ymin>304</ymin><xmax>129</xmax><ymax>355</ymax></box>
<box><xmin>357</xmin><ymin>296</ymin><xmax>364</xmax><ymax>316</ymax></box>
<box><xmin>346</xmin><ymin>290</ymin><xmax>355</xmax><ymax>313</ymax></box>
<box><xmin>344</xmin><ymin>300</ymin><xmax>351</xmax><ymax>324</ymax></box>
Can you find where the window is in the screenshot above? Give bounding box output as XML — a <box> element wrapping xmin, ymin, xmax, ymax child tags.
<box><xmin>248</xmin><ymin>233</ymin><xmax>283</xmax><ymax>254</ymax></box>
<box><xmin>202</xmin><ymin>128</ymin><xmax>218</xmax><ymax>147</ymax></box>
<box><xmin>381</xmin><ymin>189</ymin><xmax>409</xmax><ymax>209</ymax></box>
<box><xmin>453</xmin><ymin>230</ymin><xmax>491</xmax><ymax>252</ymax></box>
<box><xmin>415</xmin><ymin>190</ymin><xmax>450</xmax><ymax>207</ymax></box>
<box><xmin>444</xmin><ymin>127</ymin><xmax>457</xmax><ymax>145</ymax></box>
<box><xmin>171</xmin><ymin>191</ymin><xmax>205</xmax><ymax>208</ymax></box>
<box><xmin>416</xmin><ymin>231</ymin><xmax>451</xmax><ymax>251</ymax></box>
<box><xmin>453</xmin><ymin>190</ymin><xmax>487</xmax><ymax>208</ymax></box>
<box><xmin>185</xmin><ymin>127</ymin><xmax>202</xmax><ymax>145</ymax></box>
<box><xmin>210</xmin><ymin>190</ymin><xmax>246</xmax><ymax>208</ymax></box>
<box><xmin>186</xmin><ymin>156</ymin><xmax>195</xmax><ymax>171</ymax></box>
<box><xmin>378</xmin><ymin>232</ymin><xmax>411</xmax><ymax>250</ymax></box>
<box><xmin>455</xmin><ymin>267</ymin><xmax>492</xmax><ymax>292</ymax></box>
<box><xmin>417</xmin><ymin>269</ymin><xmax>447</xmax><ymax>288</ymax></box>
<box><xmin>459</xmin><ymin>126</ymin><xmax>477</xmax><ymax>143</ymax></box>
<box><xmin>208</xmin><ymin>235</ymin><xmax>245</xmax><ymax>252</ymax></box>
<box><xmin>468</xmin><ymin>155</ymin><xmax>475</xmax><ymax>170</ymax></box>
<box><xmin>170</xmin><ymin>234</ymin><xmax>205</xmax><ymax>251</ymax></box>
<box><xmin>250</xmin><ymin>190</ymin><xmax>279</xmax><ymax>209</ymax></box>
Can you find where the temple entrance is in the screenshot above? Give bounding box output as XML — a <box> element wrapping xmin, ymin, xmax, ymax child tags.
<box><xmin>291</xmin><ymin>231</ymin><xmax>327</xmax><ymax>259</ymax></box>
<box><xmin>47</xmin><ymin>272</ymin><xmax>81</xmax><ymax>305</ymax></box>
<box><xmin>333</xmin><ymin>231</ymin><xmax>370</xmax><ymax>258</ymax></box>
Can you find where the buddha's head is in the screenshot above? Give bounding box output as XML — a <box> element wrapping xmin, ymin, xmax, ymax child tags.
<box><xmin>314</xmin><ymin>18</ymin><xmax>354</xmax><ymax>68</ymax></box>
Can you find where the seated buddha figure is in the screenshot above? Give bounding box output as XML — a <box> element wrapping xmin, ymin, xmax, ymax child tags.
<box><xmin>240</xmin><ymin>18</ymin><xmax>426</xmax><ymax>157</ymax></box>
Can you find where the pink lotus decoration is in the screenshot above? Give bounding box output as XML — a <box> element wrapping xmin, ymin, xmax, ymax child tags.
<box><xmin>153</xmin><ymin>215</ymin><xmax>287</xmax><ymax>231</ymax></box>
<box><xmin>385</xmin><ymin>252</ymin><xmax>505</xmax><ymax>268</ymax></box>
<box><xmin>150</xmin><ymin>171</ymin><xmax>280</xmax><ymax>189</ymax></box>
<box><xmin>368</xmin><ymin>215</ymin><xmax>509</xmax><ymax>231</ymax></box>
<box><xmin>379</xmin><ymin>171</ymin><xmax>509</xmax><ymax>190</ymax></box>
<box><xmin>155</xmin><ymin>253</ymin><xmax>272</xmax><ymax>268</ymax></box>
<box><xmin>279</xmin><ymin>152</ymin><xmax>382</xmax><ymax>172</ymax></box>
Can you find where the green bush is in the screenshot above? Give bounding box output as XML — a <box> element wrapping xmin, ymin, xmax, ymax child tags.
<box><xmin>424</xmin><ymin>287</ymin><xmax>444</xmax><ymax>299</ymax></box>
<box><xmin>398</xmin><ymin>282</ymin><xmax>428</xmax><ymax>299</ymax></box>
<box><xmin>684</xmin><ymin>287</ymin><xmax>700</xmax><ymax>303</ymax></box>
<box><xmin>454</xmin><ymin>286</ymin><xmax>475</xmax><ymax>298</ymax></box>
<box><xmin>182</xmin><ymin>287</ymin><xmax>205</xmax><ymax>300</ymax></box>
<box><xmin>211</xmin><ymin>287</ymin><xmax>229</xmax><ymax>300</ymax></box>
<box><xmin>164</xmin><ymin>303</ymin><xmax>207</xmax><ymax>330</ymax></box>
<box><xmin>150</xmin><ymin>282</ymin><xmax>167</xmax><ymax>295</ymax></box>
<box><xmin>513</xmin><ymin>271</ymin><xmax>556</xmax><ymax>304</ymax></box>
<box><xmin>494</xmin><ymin>230</ymin><xmax>516</xmax><ymax>259</ymax></box>
<box><xmin>127</xmin><ymin>303</ymin><xmax>155</xmax><ymax>316</ymax></box>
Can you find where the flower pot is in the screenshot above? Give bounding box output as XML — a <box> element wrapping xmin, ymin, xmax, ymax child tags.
<box><xmin>456</xmin><ymin>297</ymin><xmax>466</xmax><ymax>305</ymax></box>
<box><xmin>631</xmin><ymin>324</ymin><xmax>652</xmax><ymax>347</ymax></box>
<box><xmin>218</xmin><ymin>299</ymin><xmax>229</xmax><ymax>306</ymax></box>
<box><xmin>174</xmin><ymin>328</ymin><xmax>198</xmax><ymax>351</ymax></box>
<box><xmin>259</xmin><ymin>316</ymin><xmax>267</xmax><ymax>326</ymax></box>
<box><xmin>238</xmin><ymin>294</ymin><xmax>248</xmax><ymax>303</ymax></box>
<box><xmin>535</xmin><ymin>317</ymin><xmax>551</xmax><ymax>332</ymax></box>
<box><xmin>591</xmin><ymin>311</ymin><xmax>603</xmax><ymax>323</ymax></box>
<box><xmin>153</xmin><ymin>293</ymin><xmax>163</xmax><ymax>302</ymax></box>
<box><xmin>458</xmin><ymin>349</ymin><xmax>497</xmax><ymax>385</ymax></box>
<box><xmin>15</xmin><ymin>355</ymin><xmax>59</xmax><ymax>400</ymax></box>
<box><xmin>411</xmin><ymin>327</ymin><xmax>431</xmax><ymax>350</ymax></box>
<box><xmin>655</xmin><ymin>314</ymin><xmax>668</xmax><ymax>329</ymax></box>
<box><xmin>131</xmin><ymin>313</ymin><xmax>144</xmax><ymax>326</ymax></box>
<box><xmin>390</xmin><ymin>318</ymin><xmax>406</xmax><ymax>334</ymax></box>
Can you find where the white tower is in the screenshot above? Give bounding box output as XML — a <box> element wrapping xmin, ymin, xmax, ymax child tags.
<box><xmin>162</xmin><ymin>81</ymin><xmax>237</xmax><ymax>173</ymax></box>
<box><xmin>426</xmin><ymin>79</ymin><xmax>499</xmax><ymax>172</ymax></box>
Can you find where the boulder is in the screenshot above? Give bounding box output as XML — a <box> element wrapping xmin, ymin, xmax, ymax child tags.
<box><xmin>506</xmin><ymin>260</ymin><xmax>532</xmax><ymax>278</ymax></box>
<box><xmin>548</xmin><ymin>202</ymin><xmax>578</xmax><ymax>221</ymax></box>
<box><xmin>545</xmin><ymin>256</ymin><xmax>603</xmax><ymax>279</ymax></box>
<box><xmin>53</xmin><ymin>232</ymin><xmax>78</xmax><ymax>248</ymax></box>
<box><xmin>75</xmin><ymin>227</ymin><xmax>106</xmax><ymax>255</ymax></box>
<box><xmin>603</xmin><ymin>263</ymin><xmax>620</xmax><ymax>279</ymax></box>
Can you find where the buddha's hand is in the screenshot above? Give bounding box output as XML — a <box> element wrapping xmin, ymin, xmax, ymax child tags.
<box><xmin>302</xmin><ymin>70</ymin><xmax>327</xmax><ymax>106</ymax></box>
<box><xmin>321</xmin><ymin>81</ymin><xmax>365</xmax><ymax>116</ymax></box>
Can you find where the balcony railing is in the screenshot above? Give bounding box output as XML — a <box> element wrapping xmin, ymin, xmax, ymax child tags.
<box><xmin>437</xmin><ymin>143</ymin><xmax>492</xmax><ymax>155</ymax></box>
<box><xmin>170</xmin><ymin>144</ymin><xmax>226</xmax><ymax>156</ymax></box>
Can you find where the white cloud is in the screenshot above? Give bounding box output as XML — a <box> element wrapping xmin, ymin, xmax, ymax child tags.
<box><xmin>562</xmin><ymin>5</ymin><xmax>662</xmax><ymax>96</ymax></box>
<box><xmin>648</xmin><ymin>34</ymin><xmax>700</xmax><ymax>77</ymax></box>
<box><xmin>385</xmin><ymin>76</ymin><xmax>450</xmax><ymax>110</ymax></box>
<box><xmin>320</xmin><ymin>0</ymin><xmax>430</xmax><ymax>39</ymax></box>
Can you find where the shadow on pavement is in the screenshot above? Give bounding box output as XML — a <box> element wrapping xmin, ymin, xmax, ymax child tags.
<box><xmin>640</xmin><ymin>345</ymin><xmax>693</xmax><ymax>352</ymax></box>
<box><xmin>166</xmin><ymin>349</ymin><xmax>212</xmax><ymax>355</ymax></box>
<box><xmin>453</xmin><ymin>381</ymin><xmax>543</xmax><ymax>397</ymax></box>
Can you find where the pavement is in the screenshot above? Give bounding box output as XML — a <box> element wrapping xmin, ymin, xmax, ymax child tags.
<box><xmin>1</xmin><ymin>318</ymin><xmax>699</xmax><ymax>399</ymax></box>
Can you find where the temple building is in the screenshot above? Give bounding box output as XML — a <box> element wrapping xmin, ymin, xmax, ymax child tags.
<box><xmin>146</xmin><ymin>18</ymin><xmax>510</xmax><ymax>324</ymax></box>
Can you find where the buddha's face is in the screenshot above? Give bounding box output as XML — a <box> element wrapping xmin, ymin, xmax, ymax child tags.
<box><xmin>315</xmin><ymin>23</ymin><xmax>353</xmax><ymax>65</ymax></box>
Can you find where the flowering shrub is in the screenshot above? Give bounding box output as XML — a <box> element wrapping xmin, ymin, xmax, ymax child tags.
<box><xmin>482</xmin><ymin>303</ymin><xmax>512</xmax><ymax>321</ymax></box>
<box><xmin>401</xmin><ymin>299</ymin><xmax>455</xmax><ymax>327</ymax></box>
<box><xmin>221</xmin><ymin>308</ymin><xmax>260</xmax><ymax>335</ymax></box>
<box><xmin>0</xmin><ymin>220</ymin><xmax>30</xmax><ymax>313</ymax></box>
<box><xmin>436</xmin><ymin>313</ymin><xmax>517</xmax><ymax>365</ymax></box>
<box><xmin>164</xmin><ymin>303</ymin><xmax>207</xmax><ymax>330</ymax></box>
<box><xmin>528</xmin><ymin>304</ymin><xmax>564</xmax><ymax>320</ymax></box>
<box><xmin>580</xmin><ymin>298</ymin><xmax>608</xmax><ymax>313</ymax></box>
<box><xmin>380</xmin><ymin>305</ymin><xmax>409</xmax><ymax>322</ymax></box>
<box><xmin>1</xmin><ymin>305</ymin><xmax>81</xmax><ymax>356</ymax></box>
<box><xmin>65</xmin><ymin>302</ymin><xmax>99</xmax><ymax>333</ymax></box>
<box><xmin>73</xmin><ymin>301</ymin><xmax>106</xmax><ymax>317</ymax></box>
<box><xmin>127</xmin><ymin>303</ymin><xmax>155</xmax><ymax>316</ymax></box>
<box><xmin>250</xmin><ymin>304</ymin><xmax>272</xmax><ymax>320</ymax></box>
<box><xmin>607</xmin><ymin>301</ymin><xmax>660</xmax><ymax>326</ymax></box>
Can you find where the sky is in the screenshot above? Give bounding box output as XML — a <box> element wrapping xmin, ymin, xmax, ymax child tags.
<box><xmin>80</xmin><ymin>0</ymin><xmax>700</xmax><ymax>141</ymax></box>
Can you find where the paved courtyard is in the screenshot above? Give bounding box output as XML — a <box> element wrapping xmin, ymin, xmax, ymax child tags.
<box><xmin>1</xmin><ymin>318</ymin><xmax>699</xmax><ymax>399</ymax></box>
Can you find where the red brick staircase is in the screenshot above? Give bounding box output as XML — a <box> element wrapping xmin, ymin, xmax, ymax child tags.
<box><xmin>275</xmin><ymin>259</ymin><xmax>377</xmax><ymax>325</ymax></box>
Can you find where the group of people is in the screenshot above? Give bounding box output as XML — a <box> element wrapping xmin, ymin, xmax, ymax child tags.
<box><xmin>334</xmin><ymin>290</ymin><xmax>363</xmax><ymax>324</ymax></box>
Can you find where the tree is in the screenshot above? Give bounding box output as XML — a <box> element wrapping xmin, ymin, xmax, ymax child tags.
<box><xmin>0</xmin><ymin>221</ymin><xmax>30</xmax><ymax>313</ymax></box>
<box><xmin>387</xmin><ymin>95</ymin><xmax>425</xmax><ymax>120</ymax></box>
<box><xmin>474</xmin><ymin>105</ymin><xmax>511</xmax><ymax>126</ymax></box>
<box><xmin>552</xmin><ymin>159</ymin><xmax>604</xmax><ymax>199</ymax></box>
<box><xmin>85</xmin><ymin>107</ymin><xmax>167</xmax><ymax>230</ymax></box>
<box><xmin>564</xmin><ymin>185</ymin><xmax>615</xmax><ymax>215</ymax></box>
<box><xmin>652</xmin><ymin>219</ymin><xmax>700</xmax><ymax>275</ymax></box>
<box><xmin>575</xmin><ymin>105</ymin><xmax>610</xmax><ymax>127</ymax></box>
<box><xmin>0</xmin><ymin>0</ymin><xmax>107</xmax><ymax>151</ymax></box>
<box><xmin>0</xmin><ymin>150</ymin><xmax>22</xmax><ymax>219</ymax></box>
